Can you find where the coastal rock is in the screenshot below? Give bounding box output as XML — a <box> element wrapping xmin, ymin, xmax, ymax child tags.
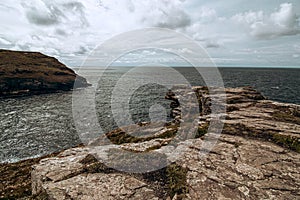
<box><xmin>176</xmin><ymin>134</ymin><xmax>300</xmax><ymax>199</ymax></box>
<box><xmin>40</xmin><ymin>173</ymin><xmax>158</xmax><ymax>200</ymax></box>
<box><xmin>31</xmin><ymin>146</ymin><xmax>168</xmax><ymax>199</ymax></box>
<box><xmin>0</xmin><ymin>49</ymin><xmax>90</xmax><ymax>97</ymax></box>
<box><xmin>25</xmin><ymin>86</ymin><xmax>300</xmax><ymax>199</ymax></box>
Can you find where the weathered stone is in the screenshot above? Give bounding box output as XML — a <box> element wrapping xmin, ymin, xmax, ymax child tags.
<box><xmin>178</xmin><ymin>134</ymin><xmax>300</xmax><ymax>200</ymax></box>
<box><xmin>27</xmin><ymin>86</ymin><xmax>300</xmax><ymax>199</ymax></box>
<box><xmin>42</xmin><ymin>173</ymin><xmax>158</xmax><ymax>200</ymax></box>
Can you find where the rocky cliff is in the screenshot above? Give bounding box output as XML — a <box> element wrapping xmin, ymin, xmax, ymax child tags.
<box><xmin>0</xmin><ymin>49</ymin><xmax>90</xmax><ymax>97</ymax></box>
<box><xmin>1</xmin><ymin>87</ymin><xmax>299</xmax><ymax>199</ymax></box>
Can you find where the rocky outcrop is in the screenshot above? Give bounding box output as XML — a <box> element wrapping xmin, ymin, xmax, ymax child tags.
<box><xmin>167</xmin><ymin>86</ymin><xmax>300</xmax><ymax>153</ymax></box>
<box><xmin>0</xmin><ymin>49</ymin><xmax>90</xmax><ymax>97</ymax></box>
<box><xmin>4</xmin><ymin>86</ymin><xmax>299</xmax><ymax>199</ymax></box>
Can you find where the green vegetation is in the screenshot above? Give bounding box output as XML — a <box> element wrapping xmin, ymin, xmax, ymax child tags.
<box><xmin>222</xmin><ymin>123</ymin><xmax>300</xmax><ymax>153</ymax></box>
<box><xmin>106</xmin><ymin>125</ymin><xmax>178</xmax><ymax>145</ymax></box>
<box><xmin>272</xmin><ymin>111</ymin><xmax>300</xmax><ymax>125</ymax></box>
<box><xmin>0</xmin><ymin>144</ymin><xmax>85</xmax><ymax>199</ymax></box>
<box><xmin>272</xmin><ymin>134</ymin><xmax>300</xmax><ymax>153</ymax></box>
<box><xmin>0</xmin><ymin>152</ymin><xmax>61</xmax><ymax>199</ymax></box>
<box><xmin>166</xmin><ymin>163</ymin><xmax>189</xmax><ymax>199</ymax></box>
<box><xmin>195</xmin><ymin>123</ymin><xmax>209</xmax><ymax>138</ymax></box>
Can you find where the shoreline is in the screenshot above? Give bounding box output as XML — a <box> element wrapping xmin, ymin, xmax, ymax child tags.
<box><xmin>1</xmin><ymin>86</ymin><xmax>300</xmax><ymax>199</ymax></box>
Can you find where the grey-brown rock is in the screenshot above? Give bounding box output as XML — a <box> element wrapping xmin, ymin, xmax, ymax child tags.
<box><xmin>30</xmin><ymin>86</ymin><xmax>300</xmax><ymax>200</ymax></box>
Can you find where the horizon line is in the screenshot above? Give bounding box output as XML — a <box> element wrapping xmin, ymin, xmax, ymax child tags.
<box><xmin>71</xmin><ymin>65</ymin><xmax>300</xmax><ymax>69</ymax></box>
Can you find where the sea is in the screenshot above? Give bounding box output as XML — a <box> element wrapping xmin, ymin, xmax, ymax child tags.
<box><xmin>0</xmin><ymin>67</ymin><xmax>299</xmax><ymax>163</ymax></box>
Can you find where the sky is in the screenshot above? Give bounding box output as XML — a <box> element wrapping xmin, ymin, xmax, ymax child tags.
<box><xmin>0</xmin><ymin>0</ymin><xmax>300</xmax><ymax>67</ymax></box>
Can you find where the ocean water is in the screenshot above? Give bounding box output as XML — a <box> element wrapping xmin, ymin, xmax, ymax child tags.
<box><xmin>0</xmin><ymin>67</ymin><xmax>299</xmax><ymax>163</ymax></box>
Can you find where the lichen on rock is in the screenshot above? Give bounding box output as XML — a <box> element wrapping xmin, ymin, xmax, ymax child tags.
<box><xmin>1</xmin><ymin>86</ymin><xmax>300</xmax><ymax>199</ymax></box>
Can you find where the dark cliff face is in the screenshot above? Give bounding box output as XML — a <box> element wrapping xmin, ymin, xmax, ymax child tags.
<box><xmin>0</xmin><ymin>49</ymin><xmax>90</xmax><ymax>97</ymax></box>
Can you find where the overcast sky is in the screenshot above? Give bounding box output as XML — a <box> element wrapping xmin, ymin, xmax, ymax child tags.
<box><xmin>0</xmin><ymin>0</ymin><xmax>300</xmax><ymax>67</ymax></box>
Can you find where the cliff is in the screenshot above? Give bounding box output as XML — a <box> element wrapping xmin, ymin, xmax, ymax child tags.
<box><xmin>1</xmin><ymin>87</ymin><xmax>299</xmax><ymax>199</ymax></box>
<box><xmin>0</xmin><ymin>49</ymin><xmax>90</xmax><ymax>97</ymax></box>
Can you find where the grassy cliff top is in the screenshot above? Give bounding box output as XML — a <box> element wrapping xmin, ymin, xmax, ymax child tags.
<box><xmin>0</xmin><ymin>49</ymin><xmax>89</xmax><ymax>97</ymax></box>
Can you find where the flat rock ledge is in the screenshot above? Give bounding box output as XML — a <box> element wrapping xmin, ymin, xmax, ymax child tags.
<box><xmin>21</xmin><ymin>87</ymin><xmax>300</xmax><ymax>199</ymax></box>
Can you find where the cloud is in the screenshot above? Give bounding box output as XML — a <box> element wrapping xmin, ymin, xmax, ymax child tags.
<box><xmin>193</xmin><ymin>6</ymin><xmax>218</xmax><ymax>23</ymax></box>
<box><xmin>232</xmin><ymin>3</ymin><xmax>300</xmax><ymax>39</ymax></box>
<box><xmin>97</xmin><ymin>0</ymin><xmax>192</xmax><ymax>29</ymax></box>
<box><xmin>75</xmin><ymin>46</ymin><xmax>89</xmax><ymax>55</ymax></box>
<box><xmin>205</xmin><ymin>41</ymin><xmax>220</xmax><ymax>48</ymax></box>
<box><xmin>153</xmin><ymin>9</ymin><xmax>191</xmax><ymax>29</ymax></box>
<box><xmin>0</xmin><ymin>37</ymin><xmax>11</xmax><ymax>45</ymax></box>
<box><xmin>22</xmin><ymin>0</ymin><xmax>61</xmax><ymax>25</ymax></box>
<box><xmin>0</xmin><ymin>0</ymin><xmax>300</xmax><ymax>67</ymax></box>
<box><xmin>142</xmin><ymin>0</ymin><xmax>192</xmax><ymax>29</ymax></box>
<box><xmin>22</xmin><ymin>0</ymin><xmax>88</xmax><ymax>27</ymax></box>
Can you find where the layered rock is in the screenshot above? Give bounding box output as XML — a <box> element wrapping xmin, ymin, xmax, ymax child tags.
<box><xmin>0</xmin><ymin>49</ymin><xmax>90</xmax><ymax>97</ymax></box>
<box><xmin>26</xmin><ymin>86</ymin><xmax>300</xmax><ymax>199</ymax></box>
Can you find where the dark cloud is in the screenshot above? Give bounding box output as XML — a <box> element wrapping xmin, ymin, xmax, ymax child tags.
<box><xmin>75</xmin><ymin>46</ymin><xmax>89</xmax><ymax>55</ymax></box>
<box><xmin>26</xmin><ymin>11</ymin><xmax>60</xmax><ymax>26</ymax></box>
<box><xmin>55</xmin><ymin>29</ymin><xmax>68</xmax><ymax>36</ymax></box>
<box><xmin>156</xmin><ymin>10</ymin><xmax>191</xmax><ymax>29</ymax></box>
<box><xmin>22</xmin><ymin>1</ymin><xmax>63</xmax><ymax>26</ymax></box>
<box><xmin>205</xmin><ymin>42</ymin><xmax>220</xmax><ymax>48</ymax></box>
<box><xmin>63</xmin><ymin>2</ymin><xmax>84</xmax><ymax>9</ymax></box>
<box><xmin>23</xmin><ymin>0</ymin><xmax>88</xmax><ymax>27</ymax></box>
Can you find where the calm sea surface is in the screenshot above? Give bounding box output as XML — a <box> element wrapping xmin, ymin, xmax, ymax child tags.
<box><xmin>1</xmin><ymin>67</ymin><xmax>299</xmax><ymax>163</ymax></box>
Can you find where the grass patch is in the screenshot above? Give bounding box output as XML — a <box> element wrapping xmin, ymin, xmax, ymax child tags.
<box><xmin>106</xmin><ymin>125</ymin><xmax>178</xmax><ymax>145</ymax></box>
<box><xmin>222</xmin><ymin>123</ymin><xmax>300</xmax><ymax>153</ymax></box>
<box><xmin>166</xmin><ymin>163</ymin><xmax>189</xmax><ymax>199</ymax></box>
<box><xmin>0</xmin><ymin>153</ymin><xmax>58</xmax><ymax>199</ymax></box>
<box><xmin>272</xmin><ymin>134</ymin><xmax>300</xmax><ymax>153</ymax></box>
<box><xmin>272</xmin><ymin>111</ymin><xmax>300</xmax><ymax>125</ymax></box>
<box><xmin>195</xmin><ymin>123</ymin><xmax>209</xmax><ymax>138</ymax></box>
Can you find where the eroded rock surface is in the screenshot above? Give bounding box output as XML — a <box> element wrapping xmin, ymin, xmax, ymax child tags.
<box><xmin>30</xmin><ymin>86</ymin><xmax>300</xmax><ymax>199</ymax></box>
<box><xmin>42</xmin><ymin>173</ymin><xmax>158</xmax><ymax>200</ymax></box>
<box><xmin>174</xmin><ymin>134</ymin><xmax>300</xmax><ymax>199</ymax></box>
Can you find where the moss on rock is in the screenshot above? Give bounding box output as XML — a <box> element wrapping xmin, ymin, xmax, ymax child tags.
<box><xmin>166</xmin><ymin>163</ymin><xmax>189</xmax><ymax>199</ymax></box>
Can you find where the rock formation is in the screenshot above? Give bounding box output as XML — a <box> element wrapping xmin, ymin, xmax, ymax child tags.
<box><xmin>0</xmin><ymin>49</ymin><xmax>90</xmax><ymax>97</ymax></box>
<box><xmin>1</xmin><ymin>86</ymin><xmax>299</xmax><ymax>199</ymax></box>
